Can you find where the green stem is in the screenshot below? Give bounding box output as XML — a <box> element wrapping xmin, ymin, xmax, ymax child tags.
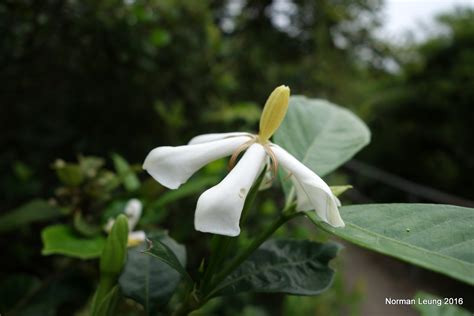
<box><xmin>205</xmin><ymin>206</ymin><xmax>300</xmax><ymax>299</ymax></box>
<box><xmin>90</xmin><ymin>274</ymin><xmax>116</xmax><ymax>315</ymax></box>
<box><xmin>200</xmin><ymin>235</ymin><xmax>231</xmax><ymax>294</ymax></box>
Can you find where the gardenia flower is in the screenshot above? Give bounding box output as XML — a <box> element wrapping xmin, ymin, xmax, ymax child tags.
<box><xmin>143</xmin><ymin>85</ymin><xmax>344</xmax><ymax>237</ymax></box>
<box><xmin>104</xmin><ymin>198</ymin><xmax>146</xmax><ymax>246</ymax></box>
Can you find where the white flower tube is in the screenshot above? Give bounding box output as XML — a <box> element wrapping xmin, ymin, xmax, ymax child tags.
<box><xmin>143</xmin><ymin>135</ymin><xmax>251</xmax><ymax>189</ymax></box>
<box><xmin>195</xmin><ymin>144</ymin><xmax>266</xmax><ymax>236</ymax></box>
<box><xmin>271</xmin><ymin>144</ymin><xmax>345</xmax><ymax>227</ymax></box>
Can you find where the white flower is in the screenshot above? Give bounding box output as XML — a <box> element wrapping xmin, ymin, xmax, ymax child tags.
<box><xmin>104</xmin><ymin>198</ymin><xmax>146</xmax><ymax>246</ymax></box>
<box><xmin>143</xmin><ymin>86</ymin><xmax>344</xmax><ymax>237</ymax></box>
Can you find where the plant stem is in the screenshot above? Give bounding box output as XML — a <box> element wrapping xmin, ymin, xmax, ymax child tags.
<box><xmin>199</xmin><ymin>168</ymin><xmax>266</xmax><ymax>294</ymax></box>
<box><xmin>172</xmin><ymin>291</ymin><xmax>200</xmax><ymax>316</ymax></box>
<box><xmin>200</xmin><ymin>235</ymin><xmax>231</xmax><ymax>294</ymax></box>
<box><xmin>205</xmin><ymin>205</ymin><xmax>300</xmax><ymax>299</ymax></box>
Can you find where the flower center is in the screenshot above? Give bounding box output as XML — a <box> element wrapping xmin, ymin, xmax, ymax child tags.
<box><xmin>228</xmin><ymin>135</ymin><xmax>279</xmax><ymax>182</ymax></box>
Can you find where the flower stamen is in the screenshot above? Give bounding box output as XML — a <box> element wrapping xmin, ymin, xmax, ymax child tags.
<box><xmin>228</xmin><ymin>137</ymin><xmax>257</xmax><ymax>170</ymax></box>
<box><xmin>262</xmin><ymin>143</ymin><xmax>279</xmax><ymax>181</ymax></box>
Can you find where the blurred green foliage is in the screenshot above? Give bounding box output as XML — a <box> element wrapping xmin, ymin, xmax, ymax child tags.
<box><xmin>0</xmin><ymin>0</ymin><xmax>384</xmax><ymax>207</ymax></box>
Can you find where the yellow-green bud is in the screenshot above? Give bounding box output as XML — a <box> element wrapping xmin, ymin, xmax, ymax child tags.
<box><xmin>100</xmin><ymin>214</ymin><xmax>129</xmax><ymax>275</ymax></box>
<box><xmin>258</xmin><ymin>85</ymin><xmax>290</xmax><ymax>142</ymax></box>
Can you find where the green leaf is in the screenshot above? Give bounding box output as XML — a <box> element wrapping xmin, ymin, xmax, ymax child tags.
<box><xmin>41</xmin><ymin>224</ymin><xmax>106</xmax><ymax>259</ymax></box>
<box><xmin>274</xmin><ymin>96</ymin><xmax>370</xmax><ymax>194</ymax></box>
<box><xmin>413</xmin><ymin>291</ymin><xmax>470</xmax><ymax>316</ymax></box>
<box><xmin>0</xmin><ymin>199</ymin><xmax>69</xmax><ymax>233</ymax></box>
<box><xmin>308</xmin><ymin>204</ymin><xmax>474</xmax><ymax>285</ymax></box>
<box><xmin>330</xmin><ymin>185</ymin><xmax>353</xmax><ymax>197</ymax></box>
<box><xmin>119</xmin><ymin>233</ymin><xmax>186</xmax><ymax>313</ymax></box>
<box><xmin>74</xmin><ymin>212</ymin><xmax>101</xmax><ymax>237</ymax></box>
<box><xmin>211</xmin><ymin>239</ymin><xmax>341</xmax><ymax>297</ymax></box>
<box><xmin>53</xmin><ymin>161</ymin><xmax>84</xmax><ymax>186</ymax></box>
<box><xmin>143</xmin><ymin>236</ymin><xmax>192</xmax><ymax>283</ymax></box>
<box><xmin>112</xmin><ymin>153</ymin><xmax>140</xmax><ymax>192</ymax></box>
<box><xmin>78</xmin><ymin>155</ymin><xmax>105</xmax><ymax>178</ymax></box>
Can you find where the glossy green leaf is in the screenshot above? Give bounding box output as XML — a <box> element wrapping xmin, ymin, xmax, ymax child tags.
<box><xmin>274</xmin><ymin>96</ymin><xmax>370</xmax><ymax>194</ymax></box>
<box><xmin>0</xmin><ymin>199</ymin><xmax>69</xmax><ymax>233</ymax></box>
<box><xmin>413</xmin><ymin>291</ymin><xmax>470</xmax><ymax>316</ymax></box>
<box><xmin>143</xmin><ymin>236</ymin><xmax>192</xmax><ymax>283</ymax></box>
<box><xmin>112</xmin><ymin>153</ymin><xmax>140</xmax><ymax>192</ymax></box>
<box><xmin>211</xmin><ymin>239</ymin><xmax>340</xmax><ymax>297</ymax></box>
<box><xmin>119</xmin><ymin>233</ymin><xmax>186</xmax><ymax>313</ymax></box>
<box><xmin>41</xmin><ymin>224</ymin><xmax>106</xmax><ymax>259</ymax></box>
<box><xmin>308</xmin><ymin>204</ymin><xmax>474</xmax><ymax>285</ymax></box>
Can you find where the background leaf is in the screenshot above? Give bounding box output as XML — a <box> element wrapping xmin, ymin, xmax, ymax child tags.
<box><xmin>41</xmin><ymin>224</ymin><xmax>106</xmax><ymax>259</ymax></box>
<box><xmin>330</xmin><ymin>185</ymin><xmax>353</xmax><ymax>197</ymax></box>
<box><xmin>0</xmin><ymin>200</ymin><xmax>69</xmax><ymax>233</ymax></box>
<box><xmin>119</xmin><ymin>233</ymin><xmax>186</xmax><ymax>313</ymax></box>
<box><xmin>142</xmin><ymin>235</ymin><xmax>191</xmax><ymax>283</ymax></box>
<box><xmin>212</xmin><ymin>239</ymin><xmax>341</xmax><ymax>297</ymax></box>
<box><xmin>274</xmin><ymin>96</ymin><xmax>370</xmax><ymax>194</ymax></box>
<box><xmin>308</xmin><ymin>204</ymin><xmax>474</xmax><ymax>285</ymax></box>
<box><xmin>112</xmin><ymin>153</ymin><xmax>140</xmax><ymax>192</ymax></box>
<box><xmin>413</xmin><ymin>291</ymin><xmax>470</xmax><ymax>316</ymax></box>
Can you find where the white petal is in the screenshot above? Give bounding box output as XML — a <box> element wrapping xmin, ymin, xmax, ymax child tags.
<box><xmin>124</xmin><ymin>199</ymin><xmax>142</xmax><ymax>230</ymax></box>
<box><xmin>271</xmin><ymin>145</ymin><xmax>345</xmax><ymax>227</ymax></box>
<box><xmin>195</xmin><ymin>144</ymin><xmax>266</xmax><ymax>236</ymax></box>
<box><xmin>188</xmin><ymin>132</ymin><xmax>253</xmax><ymax>145</ymax></box>
<box><xmin>143</xmin><ymin>136</ymin><xmax>250</xmax><ymax>189</ymax></box>
<box><xmin>128</xmin><ymin>230</ymin><xmax>146</xmax><ymax>247</ymax></box>
<box><xmin>292</xmin><ymin>178</ymin><xmax>313</xmax><ymax>210</ymax></box>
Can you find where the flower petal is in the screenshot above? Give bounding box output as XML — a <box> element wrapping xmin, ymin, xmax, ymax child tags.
<box><xmin>124</xmin><ymin>198</ymin><xmax>142</xmax><ymax>230</ymax></box>
<box><xmin>271</xmin><ymin>144</ymin><xmax>345</xmax><ymax>227</ymax></box>
<box><xmin>195</xmin><ymin>144</ymin><xmax>266</xmax><ymax>236</ymax></box>
<box><xmin>143</xmin><ymin>136</ymin><xmax>250</xmax><ymax>189</ymax></box>
<box><xmin>128</xmin><ymin>230</ymin><xmax>146</xmax><ymax>247</ymax></box>
<box><xmin>188</xmin><ymin>132</ymin><xmax>253</xmax><ymax>145</ymax></box>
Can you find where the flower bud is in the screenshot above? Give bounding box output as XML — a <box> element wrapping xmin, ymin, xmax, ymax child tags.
<box><xmin>100</xmin><ymin>214</ymin><xmax>129</xmax><ymax>275</ymax></box>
